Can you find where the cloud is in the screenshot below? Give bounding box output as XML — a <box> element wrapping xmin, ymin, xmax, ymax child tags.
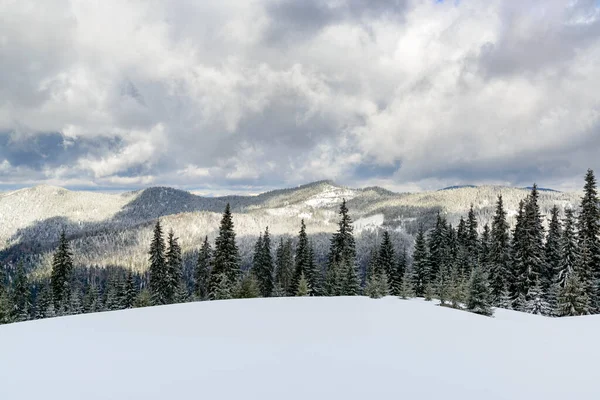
<box><xmin>0</xmin><ymin>0</ymin><xmax>599</xmax><ymax>192</ymax></box>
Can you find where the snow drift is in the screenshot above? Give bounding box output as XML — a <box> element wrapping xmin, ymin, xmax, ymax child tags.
<box><xmin>1</xmin><ymin>297</ymin><xmax>598</xmax><ymax>400</ymax></box>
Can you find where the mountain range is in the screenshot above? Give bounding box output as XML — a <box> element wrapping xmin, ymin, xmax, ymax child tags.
<box><xmin>0</xmin><ymin>181</ymin><xmax>582</xmax><ymax>275</ymax></box>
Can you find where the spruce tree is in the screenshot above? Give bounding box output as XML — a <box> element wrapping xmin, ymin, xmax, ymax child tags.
<box><xmin>411</xmin><ymin>226</ymin><xmax>429</xmax><ymax>297</ymax></box>
<box><xmin>521</xmin><ymin>185</ymin><xmax>546</xmax><ymax>297</ymax></box>
<box><xmin>123</xmin><ymin>272</ymin><xmax>137</xmax><ymax>309</ymax></box>
<box><xmin>195</xmin><ymin>236</ymin><xmax>212</xmax><ymax>300</ymax></box>
<box><xmin>449</xmin><ymin>264</ymin><xmax>466</xmax><ymax>309</ymax></box>
<box><xmin>544</xmin><ymin>205</ymin><xmax>562</xmax><ymax>295</ymax></box>
<box><xmin>148</xmin><ymin>220</ymin><xmax>168</xmax><ymax>305</ymax></box>
<box><xmin>0</xmin><ymin>265</ymin><xmax>11</xmax><ymax>324</ymax></box>
<box><xmin>35</xmin><ymin>282</ymin><xmax>52</xmax><ymax>319</ymax></box>
<box><xmin>10</xmin><ymin>262</ymin><xmax>31</xmax><ymax>322</ymax></box>
<box><xmin>558</xmin><ymin>209</ymin><xmax>579</xmax><ymax>288</ymax></box>
<box><xmin>296</xmin><ymin>273</ymin><xmax>310</xmax><ymax>297</ymax></box>
<box><xmin>212</xmin><ymin>274</ymin><xmax>232</xmax><ymax>300</ymax></box>
<box><xmin>480</xmin><ymin>224</ymin><xmax>491</xmax><ymax>271</ymax></box>
<box><xmin>68</xmin><ymin>285</ymin><xmax>84</xmax><ymax>315</ymax></box>
<box><xmin>253</xmin><ymin>228</ymin><xmax>275</xmax><ymax>297</ymax></box>
<box><xmin>275</xmin><ymin>238</ymin><xmax>294</xmax><ymax>296</ymax></box>
<box><xmin>165</xmin><ymin>230</ymin><xmax>183</xmax><ymax>304</ymax></box>
<box><xmin>526</xmin><ymin>280</ymin><xmax>551</xmax><ymax>316</ymax></box>
<box><xmin>84</xmin><ymin>282</ymin><xmax>102</xmax><ymax>313</ymax></box>
<box><xmin>236</xmin><ymin>273</ymin><xmax>260</xmax><ymax>299</ymax></box>
<box><xmin>466</xmin><ymin>267</ymin><xmax>493</xmax><ymax>316</ymax></box>
<box><xmin>510</xmin><ymin>200</ymin><xmax>526</xmax><ymax>308</ymax></box>
<box><xmin>305</xmin><ymin>242</ymin><xmax>320</xmax><ymax>296</ymax></box>
<box><xmin>105</xmin><ymin>273</ymin><xmax>124</xmax><ymax>311</ymax></box>
<box><xmin>427</xmin><ymin>213</ymin><xmax>448</xmax><ymax>281</ymax></box>
<box><xmin>392</xmin><ymin>247</ymin><xmax>407</xmax><ymax>296</ymax></box>
<box><xmin>209</xmin><ymin>204</ymin><xmax>241</xmax><ymax>298</ymax></box>
<box><xmin>50</xmin><ymin>230</ymin><xmax>74</xmax><ymax>310</ymax></box>
<box><xmin>325</xmin><ymin>199</ymin><xmax>358</xmax><ymax>296</ymax></box>
<box><xmin>378</xmin><ymin>231</ymin><xmax>396</xmax><ymax>289</ymax></box>
<box><xmin>466</xmin><ymin>204</ymin><xmax>480</xmax><ymax>274</ymax></box>
<box><xmin>292</xmin><ymin>220</ymin><xmax>309</xmax><ymax>294</ymax></box>
<box><xmin>577</xmin><ymin>169</ymin><xmax>600</xmax><ymax>310</ymax></box>
<box><xmin>557</xmin><ymin>272</ymin><xmax>590</xmax><ymax>317</ymax></box>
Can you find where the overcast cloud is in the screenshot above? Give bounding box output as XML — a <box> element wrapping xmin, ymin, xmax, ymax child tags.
<box><xmin>0</xmin><ymin>0</ymin><xmax>599</xmax><ymax>192</ymax></box>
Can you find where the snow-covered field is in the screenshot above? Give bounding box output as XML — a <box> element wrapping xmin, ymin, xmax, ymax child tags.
<box><xmin>1</xmin><ymin>297</ymin><xmax>598</xmax><ymax>400</ymax></box>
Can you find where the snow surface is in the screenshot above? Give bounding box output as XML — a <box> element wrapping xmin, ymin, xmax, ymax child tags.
<box><xmin>1</xmin><ymin>297</ymin><xmax>599</xmax><ymax>400</ymax></box>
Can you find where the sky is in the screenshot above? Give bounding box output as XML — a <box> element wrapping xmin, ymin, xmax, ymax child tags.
<box><xmin>1</xmin><ymin>0</ymin><xmax>600</xmax><ymax>194</ymax></box>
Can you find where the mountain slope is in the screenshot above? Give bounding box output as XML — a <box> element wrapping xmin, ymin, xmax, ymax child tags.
<box><xmin>0</xmin><ymin>297</ymin><xmax>598</xmax><ymax>400</ymax></box>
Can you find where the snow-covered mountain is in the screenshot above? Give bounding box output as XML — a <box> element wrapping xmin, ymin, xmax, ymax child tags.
<box><xmin>0</xmin><ymin>181</ymin><xmax>582</xmax><ymax>273</ymax></box>
<box><xmin>1</xmin><ymin>297</ymin><xmax>598</xmax><ymax>400</ymax></box>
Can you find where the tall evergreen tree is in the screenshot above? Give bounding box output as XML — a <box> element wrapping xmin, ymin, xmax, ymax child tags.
<box><xmin>411</xmin><ymin>226</ymin><xmax>429</xmax><ymax>297</ymax></box>
<box><xmin>427</xmin><ymin>213</ymin><xmax>448</xmax><ymax>281</ymax></box>
<box><xmin>325</xmin><ymin>200</ymin><xmax>358</xmax><ymax>296</ymax></box>
<box><xmin>148</xmin><ymin>220</ymin><xmax>168</xmax><ymax>305</ymax></box>
<box><xmin>0</xmin><ymin>264</ymin><xmax>10</xmax><ymax>324</ymax></box>
<box><xmin>466</xmin><ymin>267</ymin><xmax>493</xmax><ymax>316</ymax></box>
<box><xmin>489</xmin><ymin>195</ymin><xmax>512</xmax><ymax>305</ymax></box>
<box><xmin>544</xmin><ymin>205</ymin><xmax>562</xmax><ymax>295</ymax></box>
<box><xmin>165</xmin><ymin>229</ymin><xmax>183</xmax><ymax>304</ymax></box>
<box><xmin>292</xmin><ymin>220</ymin><xmax>310</xmax><ymax>294</ymax></box>
<box><xmin>209</xmin><ymin>204</ymin><xmax>241</xmax><ymax>298</ymax></box>
<box><xmin>123</xmin><ymin>272</ymin><xmax>137</xmax><ymax>309</ymax></box>
<box><xmin>577</xmin><ymin>169</ymin><xmax>600</xmax><ymax>310</ymax></box>
<box><xmin>466</xmin><ymin>204</ymin><xmax>480</xmax><ymax>274</ymax></box>
<box><xmin>378</xmin><ymin>231</ymin><xmax>396</xmax><ymax>289</ymax></box>
<box><xmin>10</xmin><ymin>262</ymin><xmax>31</xmax><ymax>322</ymax></box>
<box><xmin>480</xmin><ymin>224</ymin><xmax>491</xmax><ymax>271</ymax></box>
<box><xmin>254</xmin><ymin>228</ymin><xmax>274</xmax><ymax>297</ymax></box>
<box><xmin>557</xmin><ymin>272</ymin><xmax>590</xmax><ymax>317</ymax></box>
<box><xmin>392</xmin><ymin>247</ymin><xmax>408</xmax><ymax>296</ymax></box>
<box><xmin>51</xmin><ymin>230</ymin><xmax>74</xmax><ymax>311</ymax></box>
<box><xmin>522</xmin><ymin>184</ymin><xmax>546</xmax><ymax>295</ymax></box>
<box><xmin>305</xmin><ymin>241</ymin><xmax>320</xmax><ymax>296</ymax></box>
<box><xmin>510</xmin><ymin>200</ymin><xmax>526</xmax><ymax>306</ymax></box>
<box><xmin>195</xmin><ymin>236</ymin><xmax>212</xmax><ymax>300</ymax></box>
<box><xmin>558</xmin><ymin>208</ymin><xmax>579</xmax><ymax>288</ymax></box>
<box><xmin>275</xmin><ymin>238</ymin><xmax>294</xmax><ymax>296</ymax></box>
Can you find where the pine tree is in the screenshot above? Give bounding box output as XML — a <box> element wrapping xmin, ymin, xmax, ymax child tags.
<box><xmin>577</xmin><ymin>169</ymin><xmax>600</xmax><ymax>310</ymax></box>
<box><xmin>175</xmin><ymin>282</ymin><xmax>189</xmax><ymax>303</ymax></box>
<box><xmin>305</xmin><ymin>242</ymin><xmax>320</xmax><ymax>296</ymax></box>
<box><xmin>544</xmin><ymin>205</ymin><xmax>562</xmax><ymax>296</ymax></box>
<box><xmin>449</xmin><ymin>265</ymin><xmax>466</xmax><ymax>309</ymax></box>
<box><xmin>480</xmin><ymin>224</ymin><xmax>491</xmax><ymax>271</ymax></box>
<box><xmin>0</xmin><ymin>265</ymin><xmax>11</xmax><ymax>324</ymax></box>
<box><xmin>148</xmin><ymin>220</ymin><xmax>168</xmax><ymax>305</ymax></box>
<box><xmin>212</xmin><ymin>274</ymin><xmax>233</xmax><ymax>300</ymax></box>
<box><xmin>123</xmin><ymin>272</ymin><xmax>137</xmax><ymax>309</ymax></box>
<box><xmin>378</xmin><ymin>231</ymin><xmax>396</xmax><ymax>289</ymax></box>
<box><xmin>526</xmin><ymin>280</ymin><xmax>551</xmax><ymax>316</ymax></box>
<box><xmin>296</xmin><ymin>273</ymin><xmax>310</xmax><ymax>297</ymax></box>
<box><xmin>435</xmin><ymin>268</ymin><xmax>449</xmax><ymax>306</ymax></box>
<box><xmin>195</xmin><ymin>236</ymin><xmax>212</xmax><ymax>300</ymax></box>
<box><xmin>84</xmin><ymin>282</ymin><xmax>102</xmax><ymax>313</ymax></box>
<box><xmin>275</xmin><ymin>238</ymin><xmax>294</xmax><ymax>296</ymax></box>
<box><xmin>466</xmin><ymin>204</ymin><xmax>480</xmax><ymax>275</ymax></box>
<box><xmin>558</xmin><ymin>209</ymin><xmax>579</xmax><ymax>288</ymax></box>
<box><xmin>466</xmin><ymin>267</ymin><xmax>493</xmax><ymax>316</ymax></box>
<box><xmin>497</xmin><ymin>284</ymin><xmax>511</xmax><ymax>310</ymax></box>
<box><xmin>424</xmin><ymin>282</ymin><xmax>434</xmax><ymax>301</ymax></box>
<box><xmin>510</xmin><ymin>200</ymin><xmax>526</xmax><ymax>307</ymax></box>
<box><xmin>68</xmin><ymin>286</ymin><xmax>84</xmax><ymax>315</ymax></box>
<box><xmin>427</xmin><ymin>213</ymin><xmax>448</xmax><ymax>281</ymax></box>
<box><xmin>50</xmin><ymin>230</ymin><xmax>74</xmax><ymax>310</ymax></box>
<box><xmin>399</xmin><ymin>275</ymin><xmax>414</xmax><ymax>300</ymax></box>
<box><xmin>292</xmin><ymin>220</ymin><xmax>309</xmax><ymax>294</ymax></box>
<box><xmin>411</xmin><ymin>226</ymin><xmax>429</xmax><ymax>297</ymax></box>
<box><xmin>392</xmin><ymin>247</ymin><xmax>407</xmax><ymax>296</ymax></box>
<box><xmin>326</xmin><ymin>199</ymin><xmax>358</xmax><ymax>296</ymax></box>
<box><xmin>10</xmin><ymin>262</ymin><xmax>31</xmax><ymax>322</ymax></box>
<box><xmin>35</xmin><ymin>282</ymin><xmax>52</xmax><ymax>319</ymax></box>
<box><xmin>105</xmin><ymin>273</ymin><xmax>124</xmax><ymax>311</ymax></box>
<box><xmin>134</xmin><ymin>289</ymin><xmax>153</xmax><ymax>308</ymax></box>
<box><xmin>557</xmin><ymin>272</ymin><xmax>590</xmax><ymax>317</ymax></box>
<box><xmin>254</xmin><ymin>227</ymin><xmax>274</xmax><ymax>297</ymax></box>
<box><xmin>236</xmin><ymin>273</ymin><xmax>260</xmax><ymax>299</ymax></box>
<box><xmin>165</xmin><ymin>229</ymin><xmax>183</xmax><ymax>304</ymax></box>
<box><xmin>521</xmin><ymin>185</ymin><xmax>546</xmax><ymax>297</ymax></box>
<box><xmin>209</xmin><ymin>204</ymin><xmax>241</xmax><ymax>298</ymax></box>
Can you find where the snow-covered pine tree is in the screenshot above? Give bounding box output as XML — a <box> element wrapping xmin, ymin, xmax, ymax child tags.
<box><xmin>10</xmin><ymin>262</ymin><xmax>31</xmax><ymax>322</ymax></box>
<box><xmin>305</xmin><ymin>241</ymin><xmax>320</xmax><ymax>296</ymax></box>
<box><xmin>84</xmin><ymin>282</ymin><xmax>102</xmax><ymax>313</ymax></box>
<box><xmin>435</xmin><ymin>267</ymin><xmax>449</xmax><ymax>306</ymax></box>
<box><xmin>212</xmin><ymin>273</ymin><xmax>232</xmax><ymax>301</ymax></box>
<box><xmin>392</xmin><ymin>247</ymin><xmax>408</xmax><ymax>297</ymax></box>
<box><xmin>411</xmin><ymin>226</ymin><xmax>429</xmax><ymax>297</ymax></box>
<box><xmin>510</xmin><ymin>200</ymin><xmax>526</xmax><ymax>310</ymax></box>
<box><xmin>521</xmin><ymin>185</ymin><xmax>546</xmax><ymax>298</ymax></box>
<box><xmin>466</xmin><ymin>267</ymin><xmax>493</xmax><ymax>316</ymax></box>
<box><xmin>236</xmin><ymin>273</ymin><xmax>260</xmax><ymax>299</ymax></box>
<box><xmin>558</xmin><ymin>208</ymin><xmax>579</xmax><ymax>288</ymax></box>
<box><xmin>209</xmin><ymin>204</ymin><xmax>241</xmax><ymax>299</ymax></box>
<box><xmin>292</xmin><ymin>220</ymin><xmax>309</xmax><ymax>294</ymax></box>
<box><xmin>165</xmin><ymin>229</ymin><xmax>183</xmax><ymax>304</ymax></box>
<box><xmin>105</xmin><ymin>273</ymin><xmax>124</xmax><ymax>311</ymax></box>
<box><xmin>259</xmin><ymin>227</ymin><xmax>275</xmax><ymax>297</ymax></box>
<box><xmin>399</xmin><ymin>273</ymin><xmax>414</xmax><ymax>300</ymax></box>
<box><xmin>577</xmin><ymin>169</ymin><xmax>600</xmax><ymax>311</ymax></box>
<box><xmin>50</xmin><ymin>230</ymin><xmax>74</xmax><ymax>310</ymax></box>
<box><xmin>544</xmin><ymin>206</ymin><xmax>562</xmax><ymax>297</ymax></box>
<box><xmin>427</xmin><ymin>213</ymin><xmax>448</xmax><ymax>282</ymax></box>
<box><xmin>296</xmin><ymin>273</ymin><xmax>310</xmax><ymax>297</ymax></box>
<box><xmin>449</xmin><ymin>264</ymin><xmax>466</xmax><ymax>309</ymax></box>
<box><xmin>148</xmin><ymin>220</ymin><xmax>168</xmax><ymax>305</ymax></box>
<box><xmin>35</xmin><ymin>282</ymin><xmax>52</xmax><ymax>319</ymax></box>
<box><xmin>557</xmin><ymin>272</ymin><xmax>590</xmax><ymax>317</ymax></box>
<box><xmin>68</xmin><ymin>285</ymin><xmax>84</xmax><ymax>315</ymax></box>
<box><xmin>326</xmin><ymin>199</ymin><xmax>358</xmax><ymax>296</ymax></box>
<box><xmin>195</xmin><ymin>236</ymin><xmax>212</xmax><ymax>300</ymax></box>
<box><xmin>0</xmin><ymin>265</ymin><xmax>10</xmax><ymax>324</ymax></box>
<box><xmin>489</xmin><ymin>195</ymin><xmax>511</xmax><ymax>305</ymax></box>
<box><xmin>424</xmin><ymin>282</ymin><xmax>434</xmax><ymax>301</ymax></box>
<box><xmin>378</xmin><ymin>231</ymin><xmax>396</xmax><ymax>290</ymax></box>
<box><xmin>123</xmin><ymin>272</ymin><xmax>137</xmax><ymax>309</ymax></box>
<box><xmin>466</xmin><ymin>204</ymin><xmax>480</xmax><ymax>275</ymax></box>
<box><xmin>525</xmin><ymin>280</ymin><xmax>551</xmax><ymax>316</ymax></box>
<box><xmin>175</xmin><ymin>282</ymin><xmax>189</xmax><ymax>303</ymax></box>
<box><xmin>480</xmin><ymin>224</ymin><xmax>491</xmax><ymax>272</ymax></box>
<box><xmin>275</xmin><ymin>238</ymin><xmax>294</xmax><ymax>296</ymax></box>
<box><xmin>497</xmin><ymin>284</ymin><xmax>511</xmax><ymax>310</ymax></box>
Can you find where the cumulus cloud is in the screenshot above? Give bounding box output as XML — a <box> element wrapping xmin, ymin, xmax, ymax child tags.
<box><xmin>0</xmin><ymin>0</ymin><xmax>599</xmax><ymax>192</ymax></box>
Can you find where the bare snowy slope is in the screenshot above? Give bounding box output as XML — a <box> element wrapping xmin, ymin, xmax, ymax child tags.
<box><xmin>0</xmin><ymin>181</ymin><xmax>582</xmax><ymax>272</ymax></box>
<box><xmin>0</xmin><ymin>297</ymin><xmax>597</xmax><ymax>400</ymax></box>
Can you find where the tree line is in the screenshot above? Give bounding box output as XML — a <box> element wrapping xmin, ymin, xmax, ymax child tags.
<box><xmin>1</xmin><ymin>169</ymin><xmax>598</xmax><ymax>324</ymax></box>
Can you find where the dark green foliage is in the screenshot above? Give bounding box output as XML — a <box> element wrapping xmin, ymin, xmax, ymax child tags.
<box><xmin>292</xmin><ymin>220</ymin><xmax>309</xmax><ymax>294</ymax></box>
<box><xmin>105</xmin><ymin>273</ymin><xmax>125</xmax><ymax>311</ymax></box>
<box><xmin>305</xmin><ymin>242</ymin><xmax>320</xmax><ymax>296</ymax></box>
<box><xmin>465</xmin><ymin>204</ymin><xmax>480</xmax><ymax>274</ymax></box>
<box><xmin>489</xmin><ymin>195</ymin><xmax>511</xmax><ymax>305</ymax></box>
<box><xmin>378</xmin><ymin>231</ymin><xmax>396</xmax><ymax>289</ymax></box>
<box><xmin>526</xmin><ymin>280</ymin><xmax>551</xmax><ymax>316</ymax></box>
<box><xmin>213</xmin><ymin>274</ymin><xmax>233</xmax><ymax>300</ymax></box>
<box><xmin>275</xmin><ymin>238</ymin><xmax>294</xmax><ymax>295</ymax></box>
<box><xmin>449</xmin><ymin>265</ymin><xmax>466</xmax><ymax>309</ymax></box>
<box><xmin>558</xmin><ymin>209</ymin><xmax>579</xmax><ymax>288</ymax></box>
<box><xmin>480</xmin><ymin>224</ymin><xmax>491</xmax><ymax>270</ymax></box>
<box><xmin>209</xmin><ymin>204</ymin><xmax>241</xmax><ymax>298</ymax></box>
<box><xmin>123</xmin><ymin>272</ymin><xmax>137</xmax><ymax>309</ymax></box>
<box><xmin>424</xmin><ymin>282</ymin><xmax>434</xmax><ymax>301</ymax></box>
<box><xmin>326</xmin><ymin>199</ymin><xmax>358</xmax><ymax>296</ymax></box>
<box><xmin>253</xmin><ymin>227</ymin><xmax>274</xmax><ymax>297</ymax></box>
<box><xmin>577</xmin><ymin>169</ymin><xmax>600</xmax><ymax>309</ymax></box>
<box><xmin>68</xmin><ymin>285</ymin><xmax>84</xmax><ymax>315</ymax></box>
<box><xmin>134</xmin><ymin>288</ymin><xmax>153</xmax><ymax>308</ymax></box>
<box><xmin>364</xmin><ymin>270</ymin><xmax>389</xmax><ymax>299</ymax></box>
<box><xmin>295</xmin><ymin>273</ymin><xmax>310</xmax><ymax>297</ymax></box>
<box><xmin>148</xmin><ymin>220</ymin><xmax>168</xmax><ymax>305</ymax></box>
<box><xmin>35</xmin><ymin>282</ymin><xmax>53</xmax><ymax>319</ymax></box>
<box><xmin>0</xmin><ymin>266</ymin><xmax>10</xmax><ymax>324</ymax></box>
<box><xmin>51</xmin><ymin>231</ymin><xmax>74</xmax><ymax>310</ymax></box>
<box><xmin>10</xmin><ymin>262</ymin><xmax>31</xmax><ymax>322</ymax></box>
<box><xmin>427</xmin><ymin>213</ymin><xmax>448</xmax><ymax>281</ymax></box>
<box><xmin>466</xmin><ymin>267</ymin><xmax>493</xmax><ymax>316</ymax></box>
<box><xmin>236</xmin><ymin>273</ymin><xmax>260</xmax><ymax>299</ymax></box>
<box><xmin>557</xmin><ymin>272</ymin><xmax>590</xmax><ymax>316</ymax></box>
<box><xmin>165</xmin><ymin>230</ymin><xmax>183</xmax><ymax>304</ymax></box>
<box><xmin>392</xmin><ymin>247</ymin><xmax>407</xmax><ymax>296</ymax></box>
<box><xmin>84</xmin><ymin>283</ymin><xmax>102</xmax><ymax>313</ymax></box>
<box><xmin>543</xmin><ymin>206</ymin><xmax>562</xmax><ymax>295</ymax></box>
<box><xmin>411</xmin><ymin>226</ymin><xmax>429</xmax><ymax>297</ymax></box>
<box><xmin>195</xmin><ymin>236</ymin><xmax>212</xmax><ymax>300</ymax></box>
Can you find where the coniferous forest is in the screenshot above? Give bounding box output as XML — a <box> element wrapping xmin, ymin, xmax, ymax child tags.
<box><xmin>1</xmin><ymin>169</ymin><xmax>599</xmax><ymax>324</ymax></box>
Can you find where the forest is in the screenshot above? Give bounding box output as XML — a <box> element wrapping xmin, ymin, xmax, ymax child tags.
<box><xmin>1</xmin><ymin>169</ymin><xmax>599</xmax><ymax>324</ymax></box>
